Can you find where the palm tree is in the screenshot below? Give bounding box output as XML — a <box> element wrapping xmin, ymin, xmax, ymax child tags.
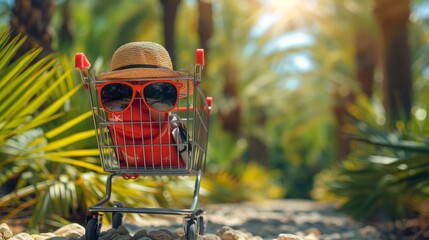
<box><xmin>9</xmin><ymin>0</ymin><xmax>56</xmax><ymax>61</ymax></box>
<box><xmin>197</xmin><ymin>0</ymin><xmax>213</xmax><ymax>55</ymax></box>
<box><xmin>375</xmin><ymin>0</ymin><xmax>412</xmax><ymax>126</ymax></box>
<box><xmin>160</xmin><ymin>0</ymin><xmax>181</xmax><ymax>68</ymax></box>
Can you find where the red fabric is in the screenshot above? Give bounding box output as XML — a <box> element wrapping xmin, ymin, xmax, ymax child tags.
<box><xmin>107</xmin><ymin>100</ymin><xmax>185</xmax><ymax>168</ymax></box>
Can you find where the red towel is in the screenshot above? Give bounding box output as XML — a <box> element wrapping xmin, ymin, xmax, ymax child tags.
<box><xmin>106</xmin><ymin>99</ymin><xmax>185</xmax><ymax>168</ymax></box>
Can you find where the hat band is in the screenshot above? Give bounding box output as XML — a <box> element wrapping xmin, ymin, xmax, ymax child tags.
<box><xmin>114</xmin><ymin>64</ymin><xmax>170</xmax><ymax>71</ymax></box>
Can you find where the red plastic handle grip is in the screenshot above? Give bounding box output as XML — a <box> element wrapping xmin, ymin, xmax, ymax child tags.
<box><xmin>75</xmin><ymin>53</ymin><xmax>91</xmax><ymax>68</ymax></box>
<box><xmin>206</xmin><ymin>97</ymin><xmax>213</xmax><ymax>114</ymax></box>
<box><xmin>196</xmin><ymin>49</ymin><xmax>204</xmax><ymax>66</ymax></box>
<box><xmin>206</xmin><ymin>96</ymin><xmax>213</xmax><ymax>107</ymax></box>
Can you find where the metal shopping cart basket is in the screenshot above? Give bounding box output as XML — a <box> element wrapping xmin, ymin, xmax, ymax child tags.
<box><xmin>74</xmin><ymin>45</ymin><xmax>211</xmax><ymax>240</ymax></box>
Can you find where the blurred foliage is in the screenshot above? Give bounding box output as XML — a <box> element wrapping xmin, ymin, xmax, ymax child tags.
<box><xmin>202</xmin><ymin>161</ymin><xmax>285</xmax><ymax>203</ymax></box>
<box><xmin>202</xmin><ymin>0</ymin><xmax>339</xmax><ymax>198</ymax></box>
<box><xmin>311</xmin><ymin>0</ymin><xmax>429</xmax><ymax>221</ymax></box>
<box><xmin>313</xmin><ymin>94</ymin><xmax>429</xmax><ymax>220</ymax></box>
<box><xmin>51</xmin><ymin>0</ymin><xmax>199</xmax><ymax>72</ymax></box>
<box><xmin>0</xmin><ymin>0</ymin><xmax>428</xmax><ymax>229</ymax></box>
<box><xmin>58</xmin><ymin>1</ymin><xmax>162</xmax><ymax>63</ymax></box>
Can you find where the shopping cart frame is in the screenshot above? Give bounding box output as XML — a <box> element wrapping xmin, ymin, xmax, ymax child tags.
<box><xmin>75</xmin><ymin>49</ymin><xmax>211</xmax><ymax>240</ymax></box>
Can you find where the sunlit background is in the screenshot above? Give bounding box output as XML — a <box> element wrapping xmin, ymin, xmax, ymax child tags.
<box><xmin>0</xmin><ymin>0</ymin><xmax>429</xmax><ymax>233</ymax></box>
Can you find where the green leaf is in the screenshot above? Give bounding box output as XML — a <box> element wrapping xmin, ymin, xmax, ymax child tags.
<box><xmin>31</xmin><ymin>130</ymin><xmax>95</xmax><ymax>153</ymax></box>
<box><xmin>44</xmin><ymin>111</ymin><xmax>93</xmax><ymax>139</ymax></box>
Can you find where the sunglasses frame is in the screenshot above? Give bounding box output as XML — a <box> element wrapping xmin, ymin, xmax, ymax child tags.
<box><xmin>96</xmin><ymin>80</ymin><xmax>182</xmax><ymax>114</ymax></box>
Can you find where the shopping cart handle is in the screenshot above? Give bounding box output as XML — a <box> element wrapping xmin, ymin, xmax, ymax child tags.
<box><xmin>75</xmin><ymin>53</ymin><xmax>91</xmax><ymax>69</ymax></box>
<box><xmin>206</xmin><ymin>96</ymin><xmax>213</xmax><ymax>107</ymax></box>
<box><xmin>206</xmin><ymin>96</ymin><xmax>213</xmax><ymax>114</ymax></box>
<box><xmin>196</xmin><ymin>49</ymin><xmax>204</xmax><ymax>66</ymax></box>
<box><xmin>75</xmin><ymin>53</ymin><xmax>92</xmax><ymax>89</ymax></box>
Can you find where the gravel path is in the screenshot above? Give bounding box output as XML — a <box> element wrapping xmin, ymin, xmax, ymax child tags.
<box><xmin>125</xmin><ymin>199</ymin><xmax>388</xmax><ymax>239</ymax></box>
<box><xmin>1</xmin><ymin>200</ymin><xmax>390</xmax><ymax>240</ymax></box>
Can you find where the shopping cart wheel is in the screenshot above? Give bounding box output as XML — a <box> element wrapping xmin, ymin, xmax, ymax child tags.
<box><xmin>112</xmin><ymin>212</ymin><xmax>123</xmax><ymax>228</ymax></box>
<box><xmin>197</xmin><ymin>215</ymin><xmax>205</xmax><ymax>235</ymax></box>
<box><xmin>85</xmin><ymin>217</ymin><xmax>101</xmax><ymax>240</ymax></box>
<box><xmin>184</xmin><ymin>219</ymin><xmax>197</xmax><ymax>240</ymax></box>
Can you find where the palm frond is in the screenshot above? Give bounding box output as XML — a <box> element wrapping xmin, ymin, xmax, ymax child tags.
<box><xmin>319</xmin><ymin>93</ymin><xmax>429</xmax><ymax>220</ymax></box>
<box><xmin>0</xmin><ymin>29</ymin><xmax>101</xmax><ymax>229</ymax></box>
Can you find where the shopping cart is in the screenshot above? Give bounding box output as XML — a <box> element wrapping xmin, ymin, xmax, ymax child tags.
<box><xmin>75</xmin><ymin>47</ymin><xmax>211</xmax><ymax>240</ymax></box>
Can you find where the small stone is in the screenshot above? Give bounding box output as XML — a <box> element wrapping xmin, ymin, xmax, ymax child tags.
<box><xmin>250</xmin><ymin>236</ymin><xmax>263</xmax><ymax>240</ymax></box>
<box><xmin>275</xmin><ymin>233</ymin><xmax>304</xmax><ymax>240</ymax></box>
<box><xmin>305</xmin><ymin>228</ymin><xmax>320</xmax><ymax>237</ymax></box>
<box><xmin>117</xmin><ymin>225</ymin><xmax>130</xmax><ymax>235</ymax></box>
<box><xmin>32</xmin><ymin>232</ymin><xmax>58</xmax><ymax>240</ymax></box>
<box><xmin>216</xmin><ymin>226</ymin><xmax>236</xmax><ymax>240</ymax></box>
<box><xmin>359</xmin><ymin>225</ymin><xmax>378</xmax><ymax>237</ymax></box>
<box><xmin>65</xmin><ymin>229</ymin><xmax>84</xmax><ymax>238</ymax></box>
<box><xmin>217</xmin><ymin>229</ymin><xmax>235</xmax><ymax>240</ymax></box>
<box><xmin>216</xmin><ymin>226</ymin><xmax>253</xmax><ymax>240</ymax></box>
<box><xmin>39</xmin><ymin>233</ymin><xmax>58</xmax><ymax>237</ymax></box>
<box><xmin>216</xmin><ymin>226</ymin><xmax>233</xmax><ymax>235</ymax></box>
<box><xmin>324</xmin><ymin>233</ymin><xmax>341</xmax><ymax>240</ymax></box>
<box><xmin>342</xmin><ymin>231</ymin><xmax>357</xmax><ymax>239</ymax></box>
<box><xmin>54</xmin><ymin>223</ymin><xmax>85</xmax><ymax>237</ymax></box>
<box><xmin>112</xmin><ymin>235</ymin><xmax>132</xmax><ymax>240</ymax></box>
<box><xmin>148</xmin><ymin>230</ymin><xmax>174</xmax><ymax>240</ymax></box>
<box><xmin>133</xmin><ymin>229</ymin><xmax>148</xmax><ymax>239</ymax></box>
<box><xmin>99</xmin><ymin>228</ymin><xmax>119</xmax><ymax>239</ymax></box>
<box><xmin>135</xmin><ymin>236</ymin><xmax>152</xmax><ymax>240</ymax></box>
<box><xmin>13</xmin><ymin>233</ymin><xmax>33</xmax><ymax>240</ymax></box>
<box><xmin>232</xmin><ymin>229</ymin><xmax>249</xmax><ymax>240</ymax></box>
<box><xmin>0</xmin><ymin>223</ymin><xmax>13</xmax><ymax>239</ymax></box>
<box><xmin>158</xmin><ymin>229</ymin><xmax>174</xmax><ymax>237</ymax></box>
<box><xmin>200</xmin><ymin>234</ymin><xmax>221</xmax><ymax>240</ymax></box>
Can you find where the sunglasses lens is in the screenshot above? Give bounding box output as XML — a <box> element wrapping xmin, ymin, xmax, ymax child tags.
<box><xmin>144</xmin><ymin>82</ymin><xmax>178</xmax><ymax>112</ymax></box>
<box><xmin>101</xmin><ymin>83</ymin><xmax>133</xmax><ymax>112</ymax></box>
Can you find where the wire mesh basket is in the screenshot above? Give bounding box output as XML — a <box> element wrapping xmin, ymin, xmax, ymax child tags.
<box><xmin>76</xmin><ymin>51</ymin><xmax>211</xmax><ymax>176</ymax></box>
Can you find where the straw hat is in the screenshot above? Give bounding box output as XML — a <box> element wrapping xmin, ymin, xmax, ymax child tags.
<box><xmin>97</xmin><ymin>41</ymin><xmax>192</xmax><ymax>96</ymax></box>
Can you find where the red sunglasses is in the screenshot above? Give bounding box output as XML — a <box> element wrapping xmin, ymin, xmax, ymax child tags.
<box><xmin>97</xmin><ymin>80</ymin><xmax>181</xmax><ymax>113</ymax></box>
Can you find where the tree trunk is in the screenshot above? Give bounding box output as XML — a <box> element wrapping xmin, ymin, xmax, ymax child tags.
<box><xmin>355</xmin><ymin>29</ymin><xmax>376</xmax><ymax>98</ymax></box>
<box><xmin>57</xmin><ymin>0</ymin><xmax>73</xmax><ymax>51</ymax></box>
<box><xmin>219</xmin><ymin>65</ymin><xmax>242</xmax><ymax>136</ymax></box>
<box><xmin>374</xmin><ymin>0</ymin><xmax>412</xmax><ymax>127</ymax></box>
<box><xmin>9</xmin><ymin>0</ymin><xmax>56</xmax><ymax>61</ymax></box>
<box><xmin>160</xmin><ymin>0</ymin><xmax>181</xmax><ymax>69</ymax></box>
<box><xmin>333</xmin><ymin>29</ymin><xmax>376</xmax><ymax>161</ymax></box>
<box><xmin>197</xmin><ymin>0</ymin><xmax>213</xmax><ymax>54</ymax></box>
<box><xmin>248</xmin><ymin>108</ymin><xmax>269</xmax><ymax>165</ymax></box>
<box><xmin>333</xmin><ymin>90</ymin><xmax>355</xmax><ymax>161</ymax></box>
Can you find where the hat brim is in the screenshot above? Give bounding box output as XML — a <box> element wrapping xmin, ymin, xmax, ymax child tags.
<box><xmin>96</xmin><ymin>68</ymin><xmax>193</xmax><ymax>97</ymax></box>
